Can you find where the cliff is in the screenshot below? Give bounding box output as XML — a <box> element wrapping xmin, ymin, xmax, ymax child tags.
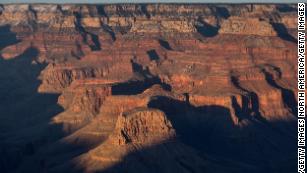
<box><xmin>0</xmin><ymin>4</ymin><xmax>298</xmax><ymax>173</ymax></box>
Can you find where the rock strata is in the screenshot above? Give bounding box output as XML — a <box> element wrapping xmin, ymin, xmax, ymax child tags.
<box><xmin>0</xmin><ymin>4</ymin><xmax>298</xmax><ymax>173</ymax></box>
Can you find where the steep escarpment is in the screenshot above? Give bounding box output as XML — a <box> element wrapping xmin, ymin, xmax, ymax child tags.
<box><xmin>0</xmin><ymin>4</ymin><xmax>298</xmax><ymax>173</ymax></box>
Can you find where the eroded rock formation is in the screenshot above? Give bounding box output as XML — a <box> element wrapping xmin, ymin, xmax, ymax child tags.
<box><xmin>0</xmin><ymin>3</ymin><xmax>298</xmax><ymax>173</ymax></box>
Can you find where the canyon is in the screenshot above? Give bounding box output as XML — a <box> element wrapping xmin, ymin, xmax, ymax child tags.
<box><xmin>0</xmin><ymin>3</ymin><xmax>299</xmax><ymax>173</ymax></box>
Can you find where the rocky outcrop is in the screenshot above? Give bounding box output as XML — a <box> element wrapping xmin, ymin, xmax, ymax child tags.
<box><xmin>111</xmin><ymin>108</ymin><xmax>175</xmax><ymax>145</ymax></box>
<box><xmin>219</xmin><ymin>16</ymin><xmax>277</xmax><ymax>36</ymax></box>
<box><xmin>0</xmin><ymin>4</ymin><xmax>298</xmax><ymax>173</ymax></box>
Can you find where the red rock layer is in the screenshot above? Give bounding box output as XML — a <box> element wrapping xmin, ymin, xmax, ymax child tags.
<box><xmin>0</xmin><ymin>4</ymin><xmax>298</xmax><ymax>173</ymax></box>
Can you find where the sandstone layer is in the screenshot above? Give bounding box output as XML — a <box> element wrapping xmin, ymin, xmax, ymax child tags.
<box><xmin>0</xmin><ymin>4</ymin><xmax>298</xmax><ymax>173</ymax></box>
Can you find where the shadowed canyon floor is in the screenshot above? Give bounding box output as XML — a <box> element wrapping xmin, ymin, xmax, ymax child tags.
<box><xmin>0</xmin><ymin>4</ymin><xmax>299</xmax><ymax>173</ymax></box>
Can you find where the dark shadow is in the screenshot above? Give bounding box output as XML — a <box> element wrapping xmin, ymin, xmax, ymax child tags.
<box><xmin>147</xmin><ymin>49</ymin><xmax>160</xmax><ymax>61</ymax></box>
<box><xmin>114</xmin><ymin>5</ymin><xmax>135</xmax><ymax>17</ymax></box>
<box><xmin>74</xmin><ymin>11</ymin><xmax>101</xmax><ymax>51</ymax></box>
<box><xmin>94</xmin><ymin>95</ymin><xmax>296</xmax><ymax>173</ymax></box>
<box><xmin>89</xmin><ymin>33</ymin><xmax>101</xmax><ymax>51</ymax></box>
<box><xmin>111</xmin><ymin>77</ymin><xmax>171</xmax><ymax>95</ymax></box>
<box><xmin>96</xmin><ymin>142</ymin><xmax>264</xmax><ymax>173</ymax></box>
<box><xmin>102</xmin><ymin>24</ymin><xmax>116</xmax><ymax>41</ymax></box>
<box><xmin>248</xmin><ymin>4</ymin><xmax>254</xmax><ymax>12</ymax></box>
<box><xmin>231</xmin><ymin>96</ymin><xmax>249</xmax><ymax>121</ymax></box>
<box><xmin>97</xmin><ymin>5</ymin><xmax>108</xmax><ymax>17</ymax></box>
<box><xmin>27</xmin><ymin>6</ymin><xmax>38</xmax><ymax>32</ymax></box>
<box><xmin>73</xmin><ymin>11</ymin><xmax>86</xmax><ymax>33</ymax></box>
<box><xmin>195</xmin><ymin>19</ymin><xmax>219</xmax><ymax>37</ymax></box>
<box><xmin>261</xmin><ymin>64</ymin><xmax>282</xmax><ymax>78</ymax></box>
<box><xmin>260</xmin><ymin>68</ymin><xmax>297</xmax><ymax>115</ymax></box>
<box><xmin>147</xmin><ymin>96</ymin><xmax>233</xmax><ymax>151</ymax></box>
<box><xmin>230</xmin><ymin>72</ymin><xmax>296</xmax><ymax>139</ymax></box>
<box><xmin>0</xmin><ymin>5</ymin><xmax>3</xmax><ymax>15</ymax></box>
<box><xmin>0</xmin><ymin>25</ymin><xmax>21</xmax><ymax>50</ymax></box>
<box><xmin>71</xmin><ymin>41</ymin><xmax>85</xmax><ymax>59</ymax></box>
<box><xmin>0</xmin><ymin>45</ymin><xmax>65</xmax><ymax>172</ymax></box>
<box><xmin>0</xmin><ymin>25</ymin><xmax>104</xmax><ymax>173</ymax></box>
<box><xmin>230</xmin><ymin>75</ymin><xmax>263</xmax><ymax>121</ymax></box>
<box><xmin>271</xmin><ymin>23</ymin><xmax>297</xmax><ymax>43</ymax></box>
<box><xmin>86</xmin><ymin>5</ymin><xmax>96</xmax><ymax>17</ymax></box>
<box><xmin>158</xmin><ymin>39</ymin><xmax>172</xmax><ymax>50</ymax></box>
<box><xmin>131</xmin><ymin>59</ymin><xmax>151</xmax><ymax>77</ymax></box>
<box><xmin>183</xmin><ymin>92</ymin><xmax>190</xmax><ymax>104</ymax></box>
<box><xmin>56</xmin><ymin>4</ymin><xmax>65</xmax><ymax>14</ymax></box>
<box><xmin>216</xmin><ymin>6</ymin><xmax>230</xmax><ymax>19</ymax></box>
<box><xmin>147</xmin><ymin>96</ymin><xmax>295</xmax><ymax>170</ymax></box>
<box><xmin>140</xmin><ymin>4</ymin><xmax>150</xmax><ymax>19</ymax></box>
<box><xmin>29</xmin><ymin>5</ymin><xmax>37</xmax><ymax>19</ymax></box>
<box><xmin>231</xmin><ymin>68</ymin><xmax>296</xmax><ymax>133</ymax></box>
<box><xmin>111</xmin><ymin>59</ymin><xmax>171</xmax><ymax>95</ymax></box>
<box><xmin>276</xmin><ymin>5</ymin><xmax>297</xmax><ymax>12</ymax></box>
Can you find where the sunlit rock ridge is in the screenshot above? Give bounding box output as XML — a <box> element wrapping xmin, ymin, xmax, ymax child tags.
<box><xmin>0</xmin><ymin>3</ymin><xmax>298</xmax><ymax>173</ymax></box>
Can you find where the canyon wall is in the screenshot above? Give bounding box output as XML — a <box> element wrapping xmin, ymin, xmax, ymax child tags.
<box><xmin>0</xmin><ymin>4</ymin><xmax>298</xmax><ymax>173</ymax></box>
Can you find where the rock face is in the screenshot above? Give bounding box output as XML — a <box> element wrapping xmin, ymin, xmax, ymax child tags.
<box><xmin>0</xmin><ymin>3</ymin><xmax>298</xmax><ymax>173</ymax></box>
<box><xmin>111</xmin><ymin>108</ymin><xmax>176</xmax><ymax>145</ymax></box>
<box><xmin>219</xmin><ymin>16</ymin><xmax>277</xmax><ymax>36</ymax></box>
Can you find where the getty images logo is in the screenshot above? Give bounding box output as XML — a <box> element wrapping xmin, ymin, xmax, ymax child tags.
<box><xmin>298</xmin><ymin>2</ymin><xmax>306</xmax><ymax>173</ymax></box>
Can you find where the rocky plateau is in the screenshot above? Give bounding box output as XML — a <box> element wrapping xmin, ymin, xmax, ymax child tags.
<box><xmin>0</xmin><ymin>3</ymin><xmax>300</xmax><ymax>173</ymax></box>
